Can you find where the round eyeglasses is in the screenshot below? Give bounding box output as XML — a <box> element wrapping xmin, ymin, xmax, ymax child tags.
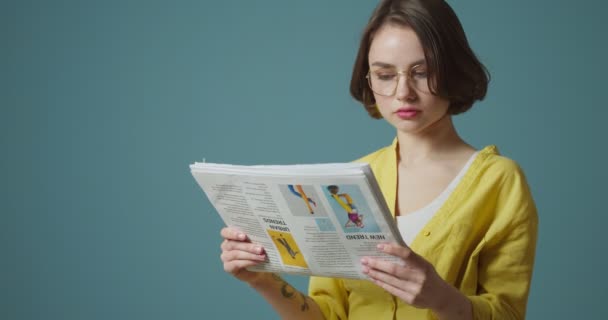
<box><xmin>366</xmin><ymin>65</ymin><xmax>430</xmax><ymax>96</ymax></box>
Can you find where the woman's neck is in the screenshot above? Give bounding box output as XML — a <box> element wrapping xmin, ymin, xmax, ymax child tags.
<box><xmin>396</xmin><ymin>114</ymin><xmax>469</xmax><ymax>167</ymax></box>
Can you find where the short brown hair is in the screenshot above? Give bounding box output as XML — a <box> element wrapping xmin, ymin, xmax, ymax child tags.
<box><xmin>350</xmin><ymin>0</ymin><xmax>490</xmax><ymax>118</ymax></box>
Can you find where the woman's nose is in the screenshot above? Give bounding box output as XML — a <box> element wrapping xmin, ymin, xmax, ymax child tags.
<box><xmin>394</xmin><ymin>74</ymin><xmax>415</xmax><ymax>100</ymax></box>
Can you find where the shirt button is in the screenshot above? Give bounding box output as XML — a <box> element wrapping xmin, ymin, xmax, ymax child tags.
<box><xmin>424</xmin><ymin>231</ymin><xmax>431</xmax><ymax>237</ymax></box>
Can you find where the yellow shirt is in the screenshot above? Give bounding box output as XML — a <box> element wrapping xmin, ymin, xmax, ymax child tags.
<box><xmin>309</xmin><ymin>139</ymin><xmax>538</xmax><ymax>320</ymax></box>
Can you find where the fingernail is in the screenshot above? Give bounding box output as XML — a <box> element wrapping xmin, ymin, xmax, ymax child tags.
<box><xmin>377</xmin><ymin>243</ymin><xmax>385</xmax><ymax>250</ymax></box>
<box><xmin>360</xmin><ymin>258</ymin><xmax>368</xmax><ymax>265</ymax></box>
<box><xmin>237</xmin><ymin>233</ymin><xmax>246</xmax><ymax>240</ymax></box>
<box><xmin>255</xmin><ymin>246</ymin><xmax>263</xmax><ymax>253</ymax></box>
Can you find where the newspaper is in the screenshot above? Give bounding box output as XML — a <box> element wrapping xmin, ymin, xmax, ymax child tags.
<box><xmin>190</xmin><ymin>162</ymin><xmax>406</xmax><ymax>279</ymax></box>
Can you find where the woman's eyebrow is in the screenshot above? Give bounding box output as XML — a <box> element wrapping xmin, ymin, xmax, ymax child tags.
<box><xmin>370</xmin><ymin>61</ymin><xmax>395</xmax><ymax>68</ymax></box>
<box><xmin>370</xmin><ymin>59</ymin><xmax>426</xmax><ymax>69</ymax></box>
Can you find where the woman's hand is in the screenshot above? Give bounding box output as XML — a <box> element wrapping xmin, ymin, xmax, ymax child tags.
<box><xmin>361</xmin><ymin>243</ymin><xmax>471</xmax><ymax>319</ymax></box>
<box><xmin>220</xmin><ymin>227</ymin><xmax>268</xmax><ymax>285</ymax></box>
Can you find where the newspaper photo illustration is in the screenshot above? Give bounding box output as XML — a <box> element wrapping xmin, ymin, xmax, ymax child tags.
<box><xmin>322</xmin><ymin>184</ymin><xmax>381</xmax><ymax>233</ymax></box>
<box><xmin>288</xmin><ymin>184</ymin><xmax>316</xmax><ymax>214</ymax></box>
<box><xmin>279</xmin><ymin>184</ymin><xmax>329</xmax><ymax>217</ymax></box>
<box><xmin>268</xmin><ymin>230</ymin><xmax>308</xmax><ymax>268</ymax></box>
<box><xmin>327</xmin><ymin>185</ymin><xmax>364</xmax><ymax>228</ymax></box>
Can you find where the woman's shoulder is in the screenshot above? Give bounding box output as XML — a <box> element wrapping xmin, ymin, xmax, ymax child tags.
<box><xmin>473</xmin><ymin>146</ymin><xmax>535</xmax><ymax>206</ymax></box>
<box><xmin>476</xmin><ymin>145</ymin><xmax>527</xmax><ymax>178</ymax></box>
<box><xmin>474</xmin><ymin>145</ymin><xmax>538</xmax><ymax>232</ymax></box>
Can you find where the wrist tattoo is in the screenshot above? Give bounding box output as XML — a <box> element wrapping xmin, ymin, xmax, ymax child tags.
<box><xmin>272</xmin><ymin>274</ymin><xmax>310</xmax><ymax>312</ymax></box>
<box><xmin>299</xmin><ymin>292</ymin><xmax>310</xmax><ymax>311</ymax></box>
<box><xmin>280</xmin><ymin>283</ymin><xmax>295</xmax><ymax>298</ymax></box>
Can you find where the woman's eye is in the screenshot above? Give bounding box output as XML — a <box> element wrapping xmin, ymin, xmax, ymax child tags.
<box><xmin>411</xmin><ymin>70</ymin><xmax>428</xmax><ymax>79</ymax></box>
<box><xmin>376</xmin><ymin>73</ymin><xmax>396</xmax><ymax>81</ymax></box>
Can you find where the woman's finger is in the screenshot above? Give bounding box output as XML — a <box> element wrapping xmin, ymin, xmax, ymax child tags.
<box><xmin>221</xmin><ymin>239</ymin><xmax>265</xmax><ymax>254</ymax></box>
<box><xmin>221</xmin><ymin>247</ymin><xmax>266</xmax><ymax>263</ymax></box>
<box><xmin>220</xmin><ymin>227</ymin><xmax>248</xmax><ymax>241</ymax></box>
<box><xmin>220</xmin><ymin>250</ymin><xmax>266</xmax><ymax>263</ymax></box>
<box><xmin>378</xmin><ymin>243</ymin><xmax>424</xmax><ymax>267</ymax></box>
<box><xmin>362</xmin><ymin>258</ymin><xmax>420</xmax><ymax>285</ymax></box>
<box><xmin>223</xmin><ymin>259</ymin><xmax>264</xmax><ymax>274</ymax></box>
<box><xmin>362</xmin><ymin>257</ymin><xmax>418</xmax><ymax>280</ymax></box>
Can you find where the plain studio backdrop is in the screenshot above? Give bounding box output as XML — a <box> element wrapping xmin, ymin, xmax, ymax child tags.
<box><xmin>2</xmin><ymin>0</ymin><xmax>606</xmax><ymax>319</ymax></box>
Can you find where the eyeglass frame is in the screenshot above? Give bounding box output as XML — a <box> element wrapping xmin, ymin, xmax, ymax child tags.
<box><xmin>365</xmin><ymin>64</ymin><xmax>430</xmax><ymax>96</ymax></box>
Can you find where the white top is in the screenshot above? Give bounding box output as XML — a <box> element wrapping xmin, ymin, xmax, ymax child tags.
<box><xmin>397</xmin><ymin>152</ymin><xmax>478</xmax><ymax>245</ymax></box>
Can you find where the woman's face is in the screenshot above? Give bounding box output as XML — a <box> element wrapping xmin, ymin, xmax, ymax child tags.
<box><xmin>368</xmin><ymin>24</ymin><xmax>450</xmax><ymax>134</ymax></box>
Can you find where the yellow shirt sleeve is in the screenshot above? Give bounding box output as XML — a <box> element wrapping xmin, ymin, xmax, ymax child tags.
<box><xmin>308</xmin><ymin>276</ymin><xmax>349</xmax><ymax>320</ymax></box>
<box><xmin>467</xmin><ymin>160</ymin><xmax>538</xmax><ymax>319</ymax></box>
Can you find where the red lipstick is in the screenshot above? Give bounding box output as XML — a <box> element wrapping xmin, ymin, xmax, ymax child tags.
<box><xmin>395</xmin><ymin>107</ymin><xmax>420</xmax><ymax>119</ymax></box>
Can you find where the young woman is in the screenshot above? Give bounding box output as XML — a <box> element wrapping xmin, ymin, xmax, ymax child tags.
<box><xmin>219</xmin><ymin>0</ymin><xmax>538</xmax><ymax>319</ymax></box>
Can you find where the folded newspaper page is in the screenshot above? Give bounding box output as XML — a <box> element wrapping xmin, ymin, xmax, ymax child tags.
<box><xmin>190</xmin><ymin>162</ymin><xmax>406</xmax><ymax>279</ymax></box>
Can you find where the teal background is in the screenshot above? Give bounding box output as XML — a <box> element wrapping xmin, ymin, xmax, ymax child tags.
<box><xmin>2</xmin><ymin>0</ymin><xmax>606</xmax><ymax>319</ymax></box>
